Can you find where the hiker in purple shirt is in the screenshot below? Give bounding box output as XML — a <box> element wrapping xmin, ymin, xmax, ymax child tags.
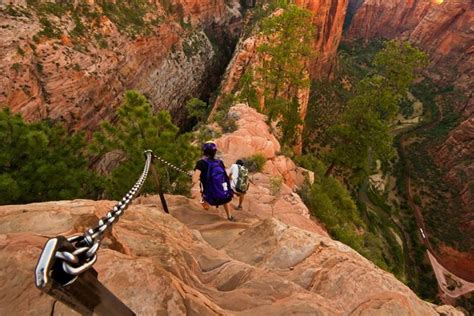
<box><xmin>192</xmin><ymin>141</ymin><xmax>235</xmax><ymax>221</ymax></box>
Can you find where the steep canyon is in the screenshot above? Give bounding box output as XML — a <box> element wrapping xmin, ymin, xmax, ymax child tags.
<box><xmin>0</xmin><ymin>0</ymin><xmax>242</xmax><ymax>129</ymax></box>
<box><xmin>348</xmin><ymin>0</ymin><xmax>474</xmax><ymax>290</ymax></box>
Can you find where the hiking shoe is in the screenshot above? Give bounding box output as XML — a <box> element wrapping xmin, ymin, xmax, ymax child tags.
<box><xmin>200</xmin><ymin>199</ymin><xmax>209</xmax><ymax>210</ymax></box>
<box><xmin>227</xmin><ymin>215</ymin><xmax>235</xmax><ymax>222</ymax></box>
<box><xmin>235</xmin><ymin>205</ymin><xmax>242</xmax><ymax>210</ymax></box>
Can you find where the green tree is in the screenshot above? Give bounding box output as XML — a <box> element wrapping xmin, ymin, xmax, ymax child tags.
<box><xmin>255</xmin><ymin>3</ymin><xmax>314</xmax><ymax>149</ymax></box>
<box><xmin>92</xmin><ymin>90</ymin><xmax>199</xmax><ymax>199</ymax></box>
<box><xmin>0</xmin><ymin>108</ymin><xmax>100</xmax><ymax>204</ymax></box>
<box><xmin>325</xmin><ymin>40</ymin><xmax>427</xmax><ymax>178</ymax></box>
<box><xmin>186</xmin><ymin>97</ymin><xmax>208</xmax><ymax>122</ymax></box>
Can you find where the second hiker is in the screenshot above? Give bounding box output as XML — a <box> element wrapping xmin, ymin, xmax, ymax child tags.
<box><xmin>229</xmin><ymin>159</ymin><xmax>251</xmax><ymax>210</ymax></box>
<box><xmin>192</xmin><ymin>141</ymin><xmax>235</xmax><ymax>221</ymax></box>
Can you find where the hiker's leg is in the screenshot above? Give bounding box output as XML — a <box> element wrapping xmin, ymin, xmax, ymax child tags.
<box><xmin>223</xmin><ymin>203</ymin><xmax>233</xmax><ymax>218</ymax></box>
<box><xmin>238</xmin><ymin>194</ymin><xmax>244</xmax><ymax>208</ymax></box>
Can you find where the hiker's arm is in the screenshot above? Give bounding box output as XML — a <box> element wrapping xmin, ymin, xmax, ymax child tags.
<box><xmin>192</xmin><ymin>169</ymin><xmax>201</xmax><ymax>186</ymax></box>
<box><xmin>191</xmin><ymin>169</ymin><xmax>201</xmax><ymax>198</ymax></box>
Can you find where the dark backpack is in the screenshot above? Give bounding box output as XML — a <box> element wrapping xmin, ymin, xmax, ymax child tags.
<box><xmin>235</xmin><ymin>165</ymin><xmax>249</xmax><ymax>193</ymax></box>
<box><xmin>202</xmin><ymin>158</ymin><xmax>233</xmax><ymax>206</ymax></box>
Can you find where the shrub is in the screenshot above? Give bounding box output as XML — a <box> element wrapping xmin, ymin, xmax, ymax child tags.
<box><xmin>0</xmin><ymin>108</ymin><xmax>101</xmax><ymax>204</ymax></box>
<box><xmin>186</xmin><ymin>98</ymin><xmax>208</xmax><ymax>122</ymax></box>
<box><xmin>270</xmin><ymin>176</ymin><xmax>283</xmax><ymax>195</ymax></box>
<box><xmin>92</xmin><ymin>90</ymin><xmax>199</xmax><ymax>199</ymax></box>
<box><xmin>214</xmin><ymin>110</ymin><xmax>238</xmax><ymax>133</ymax></box>
<box><xmin>244</xmin><ymin>154</ymin><xmax>266</xmax><ymax>172</ymax></box>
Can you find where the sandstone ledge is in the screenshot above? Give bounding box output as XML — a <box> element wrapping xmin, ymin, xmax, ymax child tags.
<box><xmin>0</xmin><ymin>197</ymin><xmax>461</xmax><ymax>315</ymax></box>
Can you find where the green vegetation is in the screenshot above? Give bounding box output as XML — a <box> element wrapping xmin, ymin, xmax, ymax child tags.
<box><xmin>298</xmin><ymin>39</ymin><xmax>444</xmax><ymax>299</ymax></box>
<box><xmin>97</xmin><ymin>0</ymin><xmax>154</xmax><ymax>36</ymax></box>
<box><xmin>213</xmin><ymin>94</ymin><xmax>238</xmax><ymax>133</ymax></box>
<box><xmin>269</xmin><ymin>176</ymin><xmax>283</xmax><ymax>196</ymax></box>
<box><xmin>186</xmin><ymin>98</ymin><xmax>208</xmax><ymax>123</ymax></box>
<box><xmin>23</xmin><ymin>0</ymin><xmax>174</xmax><ymax>41</ymax></box>
<box><xmin>38</xmin><ymin>16</ymin><xmax>61</xmax><ymax>38</ymax></box>
<box><xmin>297</xmin><ymin>155</ymin><xmax>404</xmax><ymax>278</ymax></box>
<box><xmin>249</xmin><ymin>3</ymin><xmax>314</xmax><ymax>148</ymax></box>
<box><xmin>91</xmin><ymin>90</ymin><xmax>199</xmax><ymax>199</ymax></box>
<box><xmin>244</xmin><ymin>154</ymin><xmax>267</xmax><ymax>173</ymax></box>
<box><xmin>16</xmin><ymin>46</ymin><xmax>25</xmax><ymax>57</ymax></box>
<box><xmin>0</xmin><ymin>108</ymin><xmax>100</xmax><ymax>204</ymax></box>
<box><xmin>11</xmin><ymin>63</ymin><xmax>21</xmax><ymax>72</ymax></box>
<box><xmin>398</xmin><ymin>80</ymin><xmax>468</xmax><ymax>252</ymax></box>
<box><xmin>1</xmin><ymin>91</ymin><xmax>200</xmax><ymax>204</ymax></box>
<box><xmin>324</xmin><ymin>41</ymin><xmax>427</xmax><ymax>181</ymax></box>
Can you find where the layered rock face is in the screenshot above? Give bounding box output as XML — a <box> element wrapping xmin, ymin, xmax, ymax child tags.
<box><xmin>347</xmin><ymin>0</ymin><xmax>435</xmax><ymax>39</ymax></box>
<box><xmin>0</xmin><ymin>1</ymin><xmax>242</xmax><ymax>129</ymax></box>
<box><xmin>0</xmin><ymin>198</ymin><xmax>461</xmax><ymax>314</ymax></box>
<box><xmin>408</xmin><ymin>0</ymin><xmax>473</xmax><ymax>94</ymax></box>
<box><xmin>295</xmin><ymin>0</ymin><xmax>349</xmax><ymax>78</ymax></box>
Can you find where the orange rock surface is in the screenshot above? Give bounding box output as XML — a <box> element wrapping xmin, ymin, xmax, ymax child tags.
<box><xmin>295</xmin><ymin>0</ymin><xmax>349</xmax><ymax>79</ymax></box>
<box><xmin>0</xmin><ymin>1</ymin><xmax>242</xmax><ymax>129</ymax></box>
<box><xmin>0</xmin><ymin>197</ymin><xmax>462</xmax><ymax>315</ymax></box>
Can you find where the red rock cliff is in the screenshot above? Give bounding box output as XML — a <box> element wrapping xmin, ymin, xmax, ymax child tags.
<box><xmin>347</xmin><ymin>0</ymin><xmax>435</xmax><ymax>39</ymax></box>
<box><xmin>295</xmin><ymin>0</ymin><xmax>349</xmax><ymax>79</ymax></box>
<box><xmin>0</xmin><ymin>1</ymin><xmax>242</xmax><ymax>129</ymax></box>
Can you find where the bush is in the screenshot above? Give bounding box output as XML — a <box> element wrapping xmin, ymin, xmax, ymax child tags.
<box><xmin>244</xmin><ymin>154</ymin><xmax>266</xmax><ymax>172</ymax></box>
<box><xmin>270</xmin><ymin>176</ymin><xmax>283</xmax><ymax>195</ymax></box>
<box><xmin>214</xmin><ymin>110</ymin><xmax>238</xmax><ymax>133</ymax></box>
<box><xmin>92</xmin><ymin>90</ymin><xmax>199</xmax><ymax>199</ymax></box>
<box><xmin>186</xmin><ymin>98</ymin><xmax>208</xmax><ymax>122</ymax></box>
<box><xmin>0</xmin><ymin>108</ymin><xmax>101</xmax><ymax>204</ymax></box>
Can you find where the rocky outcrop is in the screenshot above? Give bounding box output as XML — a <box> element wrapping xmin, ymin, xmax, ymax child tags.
<box><xmin>214</xmin><ymin>0</ymin><xmax>348</xmax><ymax>102</ymax></box>
<box><xmin>295</xmin><ymin>0</ymin><xmax>349</xmax><ymax>78</ymax></box>
<box><xmin>347</xmin><ymin>0</ymin><xmax>435</xmax><ymax>39</ymax></box>
<box><xmin>215</xmin><ymin>104</ymin><xmax>313</xmax><ymax>189</ymax></box>
<box><xmin>0</xmin><ymin>1</ymin><xmax>242</xmax><ymax>129</ymax></box>
<box><xmin>408</xmin><ymin>0</ymin><xmax>474</xmax><ymax>97</ymax></box>
<box><xmin>0</xmin><ymin>197</ymin><xmax>462</xmax><ymax>315</ymax></box>
<box><xmin>435</xmin><ymin>116</ymin><xmax>474</xmax><ymax>235</ymax></box>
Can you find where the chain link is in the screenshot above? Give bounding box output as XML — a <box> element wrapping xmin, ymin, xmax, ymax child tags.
<box><xmin>57</xmin><ymin>150</ymin><xmax>154</xmax><ymax>276</ymax></box>
<box><xmin>153</xmin><ymin>154</ymin><xmax>193</xmax><ymax>178</ymax></box>
<box><xmin>54</xmin><ymin>151</ymin><xmax>193</xmax><ymax>277</ymax></box>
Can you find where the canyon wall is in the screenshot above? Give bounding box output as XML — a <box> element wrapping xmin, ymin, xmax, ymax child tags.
<box><xmin>347</xmin><ymin>0</ymin><xmax>474</xmax><ymax>276</ymax></box>
<box><xmin>0</xmin><ymin>1</ymin><xmax>242</xmax><ymax>129</ymax></box>
<box><xmin>210</xmin><ymin>0</ymin><xmax>348</xmax><ymax>120</ymax></box>
<box><xmin>347</xmin><ymin>0</ymin><xmax>435</xmax><ymax>40</ymax></box>
<box><xmin>295</xmin><ymin>0</ymin><xmax>349</xmax><ymax>78</ymax></box>
<box><xmin>413</xmin><ymin>1</ymin><xmax>474</xmax><ymax>254</ymax></box>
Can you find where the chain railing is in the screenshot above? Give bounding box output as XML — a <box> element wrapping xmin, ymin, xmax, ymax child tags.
<box><xmin>153</xmin><ymin>154</ymin><xmax>193</xmax><ymax>177</ymax></box>
<box><xmin>34</xmin><ymin>150</ymin><xmax>191</xmax><ymax>315</ymax></box>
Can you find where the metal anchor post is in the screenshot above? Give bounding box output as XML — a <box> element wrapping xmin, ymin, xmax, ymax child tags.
<box><xmin>149</xmin><ymin>158</ymin><xmax>169</xmax><ymax>214</ymax></box>
<box><xmin>35</xmin><ymin>237</ymin><xmax>135</xmax><ymax>316</ymax></box>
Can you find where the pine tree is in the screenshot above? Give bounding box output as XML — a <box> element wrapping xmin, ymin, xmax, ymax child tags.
<box><xmin>0</xmin><ymin>108</ymin><xmax>100</xmax><ymax>204</ymax></box>
<box><xmin>255</xmin><ymin>3</ymin><xmax>314</xmax><ymax>150</ymax></box>
<box><xmin>92</xmin><ymin>90</ymin><xmax>199</xmax><ymax>199</ymax></box>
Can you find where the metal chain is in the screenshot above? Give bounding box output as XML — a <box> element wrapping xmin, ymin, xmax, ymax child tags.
<box><xmin>153</xmin><ymin>154</ymin><xmax>193</xmax><ymax>178</ymax></box>
<box><xmin>56</xmin><ymin>150</ymin><xmax>154</xmax><ymax>276</ymax></box>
